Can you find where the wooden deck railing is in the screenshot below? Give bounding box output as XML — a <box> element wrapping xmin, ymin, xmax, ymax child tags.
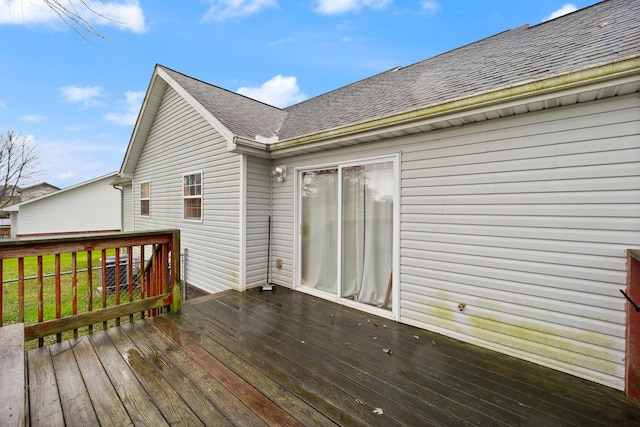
<box><xmin>0</xmin><ymin>229</ymin><xmax>181</xmax><ymax>347</ymax></box>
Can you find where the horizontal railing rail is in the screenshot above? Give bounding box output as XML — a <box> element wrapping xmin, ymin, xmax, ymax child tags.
<box><xmin>0</xmin><ymin>229</ymin><xmax>181</xmax><ymax>347</ymax></box>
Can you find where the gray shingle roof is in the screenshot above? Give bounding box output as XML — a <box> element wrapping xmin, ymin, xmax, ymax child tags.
<box><xmin>160</xmin><ymin>67</ymin><xmax>287</xmax><ymax>141</ymax></box>
<box><xmin>162</xmin><ymin>0</ymin><xmax>640</xmax><ymax>143</ymax></box>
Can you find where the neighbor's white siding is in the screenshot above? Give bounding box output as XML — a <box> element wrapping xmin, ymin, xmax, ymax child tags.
<box><xmin>271</xmin><ymin>93</ymin><xmax>640</xmax><ymax>390</ymax></box>
<box><xmin>13</xmin><ymin>175</ymin><xmax>121</xmax><ymax>236</ymax></box>
<box><xmin>133</xmin><ymin>85</ymin><xmax>241</xmax><ymax>293</ymax></box>
<box><xmin>245</xmin><ymin>156</ymin><xmax>271</xmax><ymax>288</ymax></box>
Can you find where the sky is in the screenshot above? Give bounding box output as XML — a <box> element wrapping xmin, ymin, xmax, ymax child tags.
<box><xmin>0</xmin><ymin>0</ymin><xmax>600</xmax><ymax>189</ymax></box>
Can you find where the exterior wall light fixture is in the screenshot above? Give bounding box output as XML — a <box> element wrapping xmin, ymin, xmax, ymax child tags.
<box><xmin>273</xmin><ymin>165</ymin><xmax>287</xmax><ymax>182</ymax></box>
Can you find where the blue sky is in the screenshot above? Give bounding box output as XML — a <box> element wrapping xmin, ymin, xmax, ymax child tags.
<box><xmin>0</xmin><ymin>0</ymin><xmax>598</xmax><ymax>188</ymax></box>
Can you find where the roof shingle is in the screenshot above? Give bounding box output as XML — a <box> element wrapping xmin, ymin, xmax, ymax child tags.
<box><xmin>161</xmin><ymin>0</ymin><xmax>640</xmax><ymax>143</ymax></box>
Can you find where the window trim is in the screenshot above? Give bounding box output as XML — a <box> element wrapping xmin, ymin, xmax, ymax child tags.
<box><xmin>139</xmin><ymin>180</ymin><xmax>150</xmax><ymax>217</ymax></box>
<box><xmin>182</xmin><ymin>171</ymin><xmax>203</xmax><ymax>222</ymax></box>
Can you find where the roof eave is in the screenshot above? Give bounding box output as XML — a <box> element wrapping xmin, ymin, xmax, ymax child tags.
<box><xmin>269</xmin><ymin>56</ymin><xmax>640</xmax><ymax>159</ymax></box>
<box><xmin>228</xmin><ymin>136</ymin><xmax>271</xmax><ymax>158</ymax></box>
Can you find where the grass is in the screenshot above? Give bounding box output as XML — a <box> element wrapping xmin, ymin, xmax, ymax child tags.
<box><xmin>1</xmin><ymin>250</ymin><xmax>143</xmax><ymax>349</ymax></box>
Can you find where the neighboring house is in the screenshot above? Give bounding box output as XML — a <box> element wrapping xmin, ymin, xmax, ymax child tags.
<box><xmin>118</xmin><ymin>0</ymin><xmax>640</xmax><ymax>392</ymax></box>
<box><xmin>0</xmin><ymin>182</ymin><xmax>59</xmax><ymax>223</ymax></box>
<box><xmin>18</xmin><ymin>182</ymin><xmax>60</xmax><ymax>202</ymax></box>
<box><xmin>6</xmin><ymin>172</ymin><xmax>121</xmax><ymax>238</ymax></box>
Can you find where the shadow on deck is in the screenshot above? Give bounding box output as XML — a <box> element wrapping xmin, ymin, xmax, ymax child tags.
<box><xmin>24</xmin><ymin>287</ymin><xmax>640</xmax><ymax>426</ymax></box>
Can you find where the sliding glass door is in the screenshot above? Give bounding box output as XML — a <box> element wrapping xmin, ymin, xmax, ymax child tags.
<box><xmin>341</xmin><ymin>161</ymin><xmax>394</xmax><ymax>307</ymax></box>
<box><xmin>300</xmin><ymin>168</ymin><xmax>339</xmax><ymax>293</ymax></box>
<box><xmin>299</xmin><ymin>159</ymin><xmax>395</xmax><ymax>311</ymax></box>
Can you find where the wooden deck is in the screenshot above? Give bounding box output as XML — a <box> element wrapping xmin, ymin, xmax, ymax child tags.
<box><xmin>23</xmin><ymin>287</ymin><xmax>640</xmax><ymax>426</ymax></box>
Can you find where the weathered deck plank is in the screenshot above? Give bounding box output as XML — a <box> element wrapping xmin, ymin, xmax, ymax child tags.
<box><xmin>105</xmin><ymin>326</ymin><xmax>206</xmax><ymax>426</ymax></box>
<box><xmin>0</xmin><ymin>324</ymin><xmax>25</xmax><ymax>427</ymax></box>
<box><xmin>169</xmin><ymin>304</ymin><xmax>368</xmax><ymax>426</ymax></box>
<box><xmin>129</xmin><ymin>319</ymin><xmax>267</xmax><ymax>426</ymax></box>
<box><xmin>70</xmin><ymin>336</ymin><xmax>132</xmax><ymax>427</ymax></box>
<box><xmin>151</xmin><ymin>315</ymin><xmax>303</xmax><ymax>426</ymax></box>
<box><xmin>88</xmin><ymin>330</ymin><xmax>169</xmax><ymax>426</ymax></box>
<box><xmin>184</xmin><ymin>294</ymin><xmax>458</xmax><ymax>426</ymax></box>
<box><xmin>49</xmin><ymin>341</ymin><xmax>99</xmax><ymax>426</ymax></box>
<box><xmin>27</xmin><ymin>347</ymin><xmax>64</xmax><ymax>426</ymax></box>
<box><xmin>119</xmin><ymin>322</ymin><xmax>236</xmax><ymax>426</ymax></box>
<box><xmin>19</xmin><ymin>287</ymin><xmax>640</xmax><ymax>427</ymax></box>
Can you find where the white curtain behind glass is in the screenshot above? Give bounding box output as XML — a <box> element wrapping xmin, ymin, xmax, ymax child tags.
<box><xmin>301</xmin><ymin>169</ymin><xmax>338</xmax><ymax>293</ymax></box>
<box><xmin>342</xmin><ymin>162</ymin><xmax>393</xmax><ymax>308</ymax></box>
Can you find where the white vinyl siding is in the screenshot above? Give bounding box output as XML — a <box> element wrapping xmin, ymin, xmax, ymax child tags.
<box><xmin>245</xmin><ymin>156</ymin><xmax>271</xmax><ymax>288</ymax></box>
<box><xmin>122</xmin><ymin>184</ymin><xmax>133</xmax><ymax>231</ymax></box>
<box><xmin>271</xmin><ymin>93</ymin><xmax>640</xmax><ymax>390</ymax></box>
<box><xmin>399</xmin><ymin>95</ymin><xmax>640</xmax><ymax>391</ymax></box>
<box><xmin>134</xmin><ymin>85</ymin><xmax>240</xmax><ymax>293</ymax></box>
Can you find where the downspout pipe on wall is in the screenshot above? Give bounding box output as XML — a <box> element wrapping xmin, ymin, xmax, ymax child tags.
<box><xmin>111</xmin><ymin>184</ymin><xmax>124</xmax><ymax>232</ymax></box>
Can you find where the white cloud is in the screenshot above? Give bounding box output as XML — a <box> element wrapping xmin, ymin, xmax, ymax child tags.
<box><xmin>0</xmin><ymin>100</ymin><xmax>7</xmax><ymax>109</ymax></box>
<box><xmin>542</xmin><ymin>4</ymin><xmax>577</xmax><ymax>22</ymax></box>
<box><xmin>0</xmin><ymin>0</ymin><xmax>148</xmax><ymax>33</ymax></box>
<box><xmin>22</xmin><ymin>114</ymin><xmax>47</xmax><ymax>123</ymax></box>
<box><xmin>66</xmin><ymin>124</ymin><xmax>88</xmax><ymax>131</ymax></box>
<box><xmin>104</xmin><ymin>90</ymin><xmax>144</xmax><ymax>126</ymax></box>
<box><xmin>314</xmin><ymin>0</ymin><xmax>391</xmax><ymax>15</ymax></box>
<box><xmin>56</xmin><ymin>171</ymin><xmax>77</xmax><ymax>181</ymax></box>
<box><xmin>88</xmin><ymin>0</ymin><xmax>147</xmax><ymax>33</ymax></box>
<box><xmin>421</xmin><ymin>0</ymin><xmax>439</xmax><ymax>15</ymax></box>
<box><xmin>60</xmin><ymin>85</ymin><xmax>104</xmax><ymax>107</ymax></box>
<box><xmin>203</xmin><ymin>0</ymin><xmax>277</xmax><ymax>22</ymax></box>
<box><xmin>237</xmin><ymin>75</ymin><xmax>307</xmax><ymax>108</ymax></box>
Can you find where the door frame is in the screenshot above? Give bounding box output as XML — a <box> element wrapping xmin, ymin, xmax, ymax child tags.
<box><xmin>293</xmin><ymin>154</ymin><xmax>400</xmax><ymax>320</ymax></box>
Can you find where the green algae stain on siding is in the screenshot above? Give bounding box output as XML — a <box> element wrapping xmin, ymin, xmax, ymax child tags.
<box><xmin>230</xmin><ymin>271</ymin><xmax>239</xmax><ymax>285</ymax></box>
<box><xmin>431</xmin><ymin>290</ymin><xmax>456</xmax><ymax>322</ymax></box>
<box><xmin>466</xmin><ymin>312</ymin><xmax>619</xmax><ymax>376</ymax></box>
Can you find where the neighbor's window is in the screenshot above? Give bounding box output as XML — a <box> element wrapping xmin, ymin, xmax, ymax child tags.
<box><xmin>183</xmin><ymin>172</ymin><xmax>202</xmax><ymax>220</ymax></box>
<box><xmin>140</xmin><ymin>181</ymin><xmax>150</xmax><ymax>217</ymax></box>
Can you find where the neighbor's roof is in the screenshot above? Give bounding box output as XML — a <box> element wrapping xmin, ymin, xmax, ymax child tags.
<box><xmin>162</xmin><ymin>0</ymin><xmax>640</xmax><ymax>143</ymax></box>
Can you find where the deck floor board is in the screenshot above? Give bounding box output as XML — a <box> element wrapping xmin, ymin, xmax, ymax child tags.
<box><xmin>70</xmin><ymin>336</ymin><xmax>132</xmax><ymax>427</ymax></box>
<box><xmin>88</xmin><ymin>329</ymin><xmax>169</xmax><ymax>426</ymax></box>
<box><xmin>49</xmin><ymin>340</ymin><xmax>99</xmax><ymax>426</ymax></box>
<box><xmin>120</xmin><ymin>322</ymin><xmax>235</xmax><ymax>426</ymax></box>
<box><xmin>27</xmin><ymin>347</ymin><xmax>64</xmax><ymax>426</ymax></box>
<box><xmin>20</xmin><ymin>287</ymin><xmax>640</xmax><ymax>426</ymax></box>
